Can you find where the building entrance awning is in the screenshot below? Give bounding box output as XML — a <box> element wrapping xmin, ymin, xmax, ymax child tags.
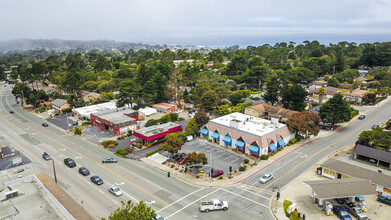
<box><xmin>211</xmin><ymin>132</ymin><xmax>220</xmax><ymax>139</ymax></box>
<box><xmin>223</xmin><ymin>136</ymin><xmax>232</xmax><ymax>144</ymax></box>
<box><xmin>201</xmin><ymin>128</ymin><xmax>209</xmax><ymax>135</ymax></box>
<box><xmin>278</xmin><ymin>139</ymin><xmax>286</xmax><ymax>147</ymax></box>
<box><xmin>269</xmin><ymin>143</ymin><xmax>277</xmax><ymax>152</ymax></box>
<box><xmin>235</xmin><ymin>141</ymin><xmax>245</xmax><ymax>148</ymax></box>
<box><xmin>249</xmin><ymin>145</ymin><xmax>259</xmax><ymax>153</ymax></box>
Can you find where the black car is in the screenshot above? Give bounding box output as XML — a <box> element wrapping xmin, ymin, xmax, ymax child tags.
<box><xmin>371</xmin><ymin>124</ymin><xmax>379</xmax><ymax>129</ymax></box>
<box><xmin>90</xmin><ymin>175</ymin><xmax>104</xmax><ymax>185</ymax></box>
<box><xmin>64</xmin><ymin>158</ymin><xmax>76</xmax><ymax>168</ymax></box>
<box><xmin>42</xmin><ymin>152</ymin><xmax>51</xmax><ymax>160</ymax></box>
<box><xmin>358</xmin><ymin>115</ymin><xmax>365</xmax><ymax>120</ymax></box>
<box><xmin>42</xmin><ymin>123</ymin><xmax>49</xmax><ymax>127</ymax></box>
<box><xmin>79</xmin><ymin>167</ymin><xmax>90</xmax><ymax>176</ymax></box>
<box><xmin>333</xmin><ymin>205</ymin><xmax>352</xmax><ymax>220</ymax></box>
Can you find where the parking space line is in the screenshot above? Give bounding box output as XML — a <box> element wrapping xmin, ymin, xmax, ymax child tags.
<box><xmin>157</xmin><ymin>187</ymin><xmax>205</xmax><ymax>213</ymax></box>
<box><xmin>220</xmin><ymin>188</ymin><xmax>268</xmax><ymax>208</ymax></box>
<box><xmin>98</xmin><ymin>189</ymin><xmax>104</xmax><ymax>194</ymax></box>
<box><xmin>165</xmin><ymin>189</ymin><xmax>220</xmax><ymax>219</ymax></box>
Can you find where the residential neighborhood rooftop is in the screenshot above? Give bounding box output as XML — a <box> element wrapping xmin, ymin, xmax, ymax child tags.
<box><xmin>209</xmin><ymin>112</ymin><xmax>287</xmax><ymax>137</ymax></box>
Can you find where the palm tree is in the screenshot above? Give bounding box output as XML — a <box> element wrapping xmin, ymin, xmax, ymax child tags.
<box><xmin>318</xmin><ymin>87</ymin><xmax>326</xmax><ymax>105</ymax></box>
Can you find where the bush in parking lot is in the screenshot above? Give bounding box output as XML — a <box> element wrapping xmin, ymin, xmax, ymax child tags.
<box><xmin>219</xmin><ymin>176</ymin><xmax>223</xmax><ymax>180</ymax></box>
<box><xmin>178</xmin><ymin>117</ymin><xmax>185</xmax><ymax>121</ymax></box>
<box><xmin>124</xmin><ymin>148</ymin><xmax>133</xmax><ymax>153</ymax></box>
<box><xmin>243</xmin><ymin>159</ymin><xmax>250</xmax><ymax>164</ymax></box>
<box><xmin>171</xmin><ymin>164</ymin><xmax>175</xmax><ymax>168</ymax></box>
<box><xmin>239</xmin><ymin>166</ymin><xmax>246</xmax><ymax>171</ymax></box>
<box><xmin>74</xmin><ymin>127</ymin><xmax>82</xmax><ymax>135</ymax></box>
<box><xmin>261</xmin><ymin>155</ymin><xmax>269</xmax><ymax>160</ymax></box>
<box><xmin>283</xmin><ymin>200</ymin><xmax>300</xmax><ymax>220</ymax></box>
<box><xmin>108</xmin><ymin>144</ymin><xmax>115</xmax><ymax>148</ymax></box>
<box><xmin>116</xmin><ymin>148</ymin><xmax>128</xmax><ymax>156</ymax></box>
<box><xmin>127</xmin><ymin>130</ymin><xmax>133</xmax><ymax>136</ymax></box>
<box><xmin>101</xmin><ymin>140</ymin><xmax>119</xmax><ymax>148</ymax></box>
<box><xmin>81</xmin><ymin>122</ymin><xmax>91</xmax><ymax>126</ymax></box>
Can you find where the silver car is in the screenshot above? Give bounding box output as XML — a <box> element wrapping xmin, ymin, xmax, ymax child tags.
<box><xmin>109</xmin><ymin>186</ymin><xmax>123</xmax><ymax>196</ymax></box>
<box><xmin>259</xmin><ymin>173</ymin><xmax>273</xmax><ymax>184</ymax></box>
<box><xmin>102</xmin><ymin>157</ymin><xmax>118</xmax><ymax>163</ymax></box>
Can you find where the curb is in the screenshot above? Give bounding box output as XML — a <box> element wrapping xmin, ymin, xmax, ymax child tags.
<box><xmin>233</xmin><ymin>138</ymin><xmax>321</xmax><ymax>185</ymax></box>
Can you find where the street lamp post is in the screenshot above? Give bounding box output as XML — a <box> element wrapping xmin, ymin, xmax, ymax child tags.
<box><xmin>278</xmin><ymin>159</ymin><xmax>283</xmax><ymax>192</ymax></box>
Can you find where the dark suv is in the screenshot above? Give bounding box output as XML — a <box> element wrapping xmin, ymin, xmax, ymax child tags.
<box><xmin>90</xmin><ymin>176</ymin><xmax>104</xmax><ymax>185</ymax></box>
<box><xmin>64</xmin><ymin>158</ymin><xmax>76</xmax><ymax>168</ymax></box>
<box><xmin>42</xmin><ymin>152</ymin><xmax>51</xmax><ymax>160</ymax></box>
<box><xmin>79</xmin><ymin>167</ymin><xmax>90</xmax><ymax>176</ymax></box>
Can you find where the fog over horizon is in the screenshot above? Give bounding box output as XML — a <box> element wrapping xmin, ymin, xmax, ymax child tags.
<box><xmin>2</xmin><ymin>0</ymin><xmax>391</xmax><ymax>47</ymax></box>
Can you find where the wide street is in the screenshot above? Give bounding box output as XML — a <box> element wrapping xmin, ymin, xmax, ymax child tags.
<box><xmin>0</xmin><ymin>84</ymin><xmax>389</xmax><ymax>220</ymax></box>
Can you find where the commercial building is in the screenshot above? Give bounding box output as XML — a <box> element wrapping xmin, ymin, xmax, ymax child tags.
<box><xmin>91</xmin><ymin>108</ymin><xmax>138</xmax><ymax>136</ymax></box>
<box><xmin>200</xmin><ymin>112</ymin><xmax>295</xmax><ymax>157</ymax></box>
<box><xmin>318</xmin><ymin>158</ymin><xmax>391</xmax><ymax>197</ymax></box>
<box><xmin>151</xmin><ymin>103</ymin><xmax>178</xmax><ymax>113</ymax></box>
<box><xmin>72</xmin><ymin>101</ymin><xmax>118</xmax><ymax>120</ymax></box>
<box><xmin>353</xmin><ymin>144</ymin><xmax>391</xmax><ymax>170</ymax></box>
<box><xmin>133</xmin><ymin>122</ymin><xmax>182</xmax><ymax>143</ymax></box>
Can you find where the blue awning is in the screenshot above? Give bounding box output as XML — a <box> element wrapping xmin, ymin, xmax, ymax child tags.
<box><xmin>269</xmin><ymin>143</ymin><xmax>277</xmax><ymax>152</ymax></box>
<box><xmin>201</xmin><ymin>128</ymin><xmax>209</xmax><ymax>135</ymax></box>
<box><xmin>249</xmin><ymin>145</ymin><xmax>259</xmax><ymax>153</ymax></box>
<box><xmin>211</xmin><ymin>132</ymin><xmax>220</xmax><ymax>139</ymax></box>
<box><xmin>278</xmin><ymin>139</ymin><xmax>286</xmax><ymax>147</ymax></box>
<box><xmin>223</xmin><ymin>136</ymin><xmax>232</xmax><ymax>143</ymax></box>
<box><xmin>235</xmin><ymin>141</ymin><xmax>245</xmax><ymax>148</ymax></box>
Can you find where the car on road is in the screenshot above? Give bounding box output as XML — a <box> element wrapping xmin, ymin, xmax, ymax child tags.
<box><xmin>102</xmin><ymin>157</ymin><xmax>118</xmax><ymax>163</ymax></box>
<box><xmin>371</xmin><ymin>124</ymin><xmax>379</xmax><ymax>129</ymax></box>
<box><xmin>109</xmin><ymin>186</ymin><xmax>123</xmax><ymax>196</ymax></box>
<box><xmin>358</xmin><ymin>115</ymin><xmax>366</xmax><ymax>120</ymax></box>
<box><xmin>210</xmin><ymin>170</ymin><xmax>224</xmax><ymax>178</ymax></box>
<box><xmin>259</xmin><ymin>173</ymin><xmax>273</xmax><ymax>184</ymax></box>
<box><xmin>42</xmin><ymin>152</ymin><xmax>51</xmax><ymax>161</ymax></box>
<box><xmin>79</xmin><ymin>167</ymin><xmax>90</xmax><ymax>176</ymax></box>
<box><xmin>90</xmin><ymin>176</ymin><xmax>104</xmax><ymax>185</ymax></box>
<box><xmin>64</xmin><ymin>158</ymin><xmax>76</xmax><ymax>168</ymax></box>
<box><xmin>152</xmin><ymin>214</ymin><xmax>165</xmax><ymax>220</ymax></box>
<box><xmin>199</xmin><ymin>198</ymin><xmax>228</xmax><ymax>212</ymax></box>
<box><xmin>9</xmin><ymin>110</ymin><xmax>14</xmax><ymax>114</ymax></box>
<box><xmin>332</xmin><ymin>205</ymin><xmax>352</xmax><ymax>220</ymax></box>
<box><xmin>42</xmin><ymin>123</ymin><xmax>49</xmax><ymax>127</ymax></box>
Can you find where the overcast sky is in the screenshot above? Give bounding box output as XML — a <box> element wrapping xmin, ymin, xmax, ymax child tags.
<box><xmin>1</xmin><ymin>0</ymin><xmax>391</xmax><ymax>47</ymax></box>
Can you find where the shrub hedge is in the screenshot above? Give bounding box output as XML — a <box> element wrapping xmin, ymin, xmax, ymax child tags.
<box><xmin>116</xmin><ymin>148</ymin><xmax>128</xmax><ymax>156</ymax></box>
<box><xmin>243</xmin><ymin>159</ymin><xmax>250</xmax><ymax>164</ymax></box>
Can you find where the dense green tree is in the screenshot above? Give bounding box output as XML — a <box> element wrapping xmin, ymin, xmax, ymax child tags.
<box><xmin>102</xmin><ymin>200</ymin><xmax>156</xmax><ymax>220</ymax></box>
<box><xmin>327</xmin><ymin>77</ymin><xmax>340</xmax><ymax>87</ymax></box>
<box><xmin>200</xmin><ymin>89</ymin><xmax>219</xmax><ymax>111</ymax></box>
<box><xmin>280</xmin><ymin>84</ymin><xmax>307</xmax><ymax>111</ymax></box>
<box><xmin>183</xmin><ymin>152</ymin><xmax>208</xmax><ymax>173</ymax></box>
<box><xmin>194</xmin><ymin>111</ymin><xmax>209</xmax><ymax>128</ymax></box>
<box><xmin>319</xmin><ymin>93</ymin><xmax>351</xmax><ymax>127</ymax></box>
<box><xmin>263</xmin><ymin>75</ymin><xmax>280</xmax><ymax>105</ymax></box>
<box><xmin>185</xmin><ymin>118</ymin><xmax>199</xmax><ymax>135</ymax></box>
<box><xmin>357</xmin><ymin>128</ymin><xmax>391</xmax><ymax>150</ymax></box>
<box><xmin>229</xmin><ymin>90</ymin><xmax>250</xmax><ymax>106</ymax></box>
<box><xmin>334</xmin><ymin>69</ymin><xmax>360</xmax><ymax>83</ymax></box>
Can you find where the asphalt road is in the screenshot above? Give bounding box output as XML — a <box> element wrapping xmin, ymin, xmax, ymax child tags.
<box><xmin>0</xmin><ymin>86</ymin><xmax>269</xmax><ymax>220</ymax></box>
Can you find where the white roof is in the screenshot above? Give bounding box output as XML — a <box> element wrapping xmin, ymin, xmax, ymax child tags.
<box><xmin>209</xmin><ymin>112</ymin><xmax>286</xmax><ymax>137</ymax></box>
<box><xmin>138</xmin><ymin>107</ymin><xmax>157</xmax><ymax>116</ymax></box>
<box><xmin>72</xmin><ymin>101</ymin><xmax>117</xmax><ymax>119</ymax></box>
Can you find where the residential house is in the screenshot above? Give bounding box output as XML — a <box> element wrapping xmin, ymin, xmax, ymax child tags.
<box><xmin>244</xmin><ymin>103</ymin><xmax>298</xmax><ymax>123</ymax></box>
<box><xmin>342</xmin><ymin>89</ymin><xmax>368</xmax><ymax>104</ymax></box>
<box><xmin>83</xmin><ymin>92</ymin><xmax>102</xmax><ymax>103</ymax></box>
<box><xmin>51</xmin><ymin>99</ymin><xmax>70</xmax><ymax>113</ymax></box>
<box><xmin>315</xmin><ymin>86</ymin><xmax>340</xmax><ymax>99</ymax></box>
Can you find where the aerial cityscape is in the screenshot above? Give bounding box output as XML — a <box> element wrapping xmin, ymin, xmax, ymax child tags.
<box><xmin>1</xmin><ymin>1</ymin><xmax>391</xmax><ymax>220</ymax></box>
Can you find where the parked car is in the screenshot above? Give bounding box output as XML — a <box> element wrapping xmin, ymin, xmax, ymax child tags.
<box><xmin>372</xmin><ymin>124</ymin><xmax>379</xmax><ymax>129</ymax></box>
<box><xmin>199</xmin><ymin>198</ymin><xmax>228</xmax><ymax>212</ymax></box>
<box><xmin>9</xmin><ymin>110</ymin><xmax>14</xmax><ymax>114</ymax></box>
<box><xmin>336</xmin><ymin>198</ymin><xmax>349</xmax><ymax>204</ymax></box>
<box><xmin>177</xmin><ymin>155</ymin><xmax>187</xmax><ymax>165</ymax></box>
<box><xmin>210</xmin><ymin>170</ymin><xmax>224</xmax><ymax>178</ymax></box>
<box><xmin>64</xmin><ymin>158</ymin><xmax>76</xmax><ymax>168</ymax></box>
<box><xmin>333</xmin><ymin>205</ymin><xmax>352</xmax><ymax>220</ymax></box>
<box><xmin>259</xmin><ymin>173</ymin><xmax>273</xmax><ymax>184</ymax></box>
<box><xmin>90</xmin><ymin>176</ymin><xmax>104</xmax><ymax>185</ymax></box>
<box><xmin>152</xmin><ymin>214</ymin><xmax>164</xmax><ymax>220</ymax></box>
<box><xmin>109</xmin><ymin>186</ymin><xmax>123</xmax><ymax>196</ymax></box>
<box><xmin>79</xmin><ymin>167</ymin><xmax>90</xmax><ymax>176</ymax></box>
<box><xmin>102</xmin><ymin>157</ymin><xmax>118</xmax><ymax>163</ymax></box>
<box><xmin>343</xmin><ymin>204</ymin><xmax>368</xmax><ymax>220</ymax></box>
<box><xmin>42</xmin><ymin>123</ymin><xmax>49</xmax><ymax>127</ymax></box>
<box><xmin>170</xmin><ymin>154</ymin><xmax>180</xmax><ymax>162</ymax></box>
<box><xmin>378</xmin><ymin>193</ymin><xmax>391</xmax><ymax>205</ymax></box>
<box><xmin>42</xmin><ymin>152</ymin><xmax>51</xmax><ymax>161</ymax></box>
<box><xmin>358</xmin><ymin>115</ymin><xmax>366</xmax><ymax>120</ymax></box>
<box><xmin>369</xmin><ymin>158</ymin><xmax>377</xmax><ymax>164</ymax></box>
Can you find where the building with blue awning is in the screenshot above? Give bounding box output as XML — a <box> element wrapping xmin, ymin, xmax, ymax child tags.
<box><xmin>202</xmin><ymin>112</ymin><xmax>295</xmax><ymax>157</ymax></box>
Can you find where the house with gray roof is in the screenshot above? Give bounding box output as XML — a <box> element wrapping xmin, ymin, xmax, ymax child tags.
<box><xmin>51</xmin><ymin>99</ymin><xmax>70</xmax><ymax>113</ymax></box>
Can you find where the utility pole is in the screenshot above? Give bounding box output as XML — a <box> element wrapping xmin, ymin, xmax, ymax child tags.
<box><xmin>209</xmin><ymin>150</ymin><xmax>212</xmax><ymax>184</ymax></box>
<box><xmin>52</xmin><ymin>158</ymin><xmax>57</xmax><ymax>183</ymax></box>
<box><xmin>279</xmin><ymin>159</ymin><xmax>283</xmax><ymax>192</ymax></box>
<box><xmin>20</xmin><ymin>91</ymin><xmax>24</xmax><ymax>107</ymax></box>
<box><xmin>66</xmin><ymin>112</ymin><xmax>70</xmax><ymax>130</ymax></box>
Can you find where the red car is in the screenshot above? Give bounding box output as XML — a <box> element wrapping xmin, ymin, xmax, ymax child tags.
<box><xmin>9</xmin><ymin>110</ymin><xmax>14</xmax><ymax>114</ymax></box>
<box><xmin>211</xmin><ymin>170</ymin><xmax>224</xmax><ymax>178</ymax></box>
<box><xmin>177</xmin><ymin>155</ymin><xmax>187</xmax><ymax>165</ymax></box>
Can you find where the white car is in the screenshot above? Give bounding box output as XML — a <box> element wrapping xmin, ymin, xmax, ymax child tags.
<box><xmin>109</xmin><ymin>186</ymin><xmax>123</xmax><ymax>196</ymax></box>
<box><xmin>259</xmin><ymin>173</ymin><xmax>273</xmax><ymax>184</ymax></box>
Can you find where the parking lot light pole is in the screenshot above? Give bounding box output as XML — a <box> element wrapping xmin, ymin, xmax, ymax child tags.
<box><xmin>278</xmin><ymin>159</ymin><xmax>283</xmax><ymax>192</ymax></box>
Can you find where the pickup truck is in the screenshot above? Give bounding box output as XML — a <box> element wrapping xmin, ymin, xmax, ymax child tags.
<box><xmin>199</xmin><ymin>198</ymin><xmax>228</xmax><ymax>213</ymax></box>
<box><xmin>378</xmin><ymin>194</ymin><xmax>391</xmax><ymax>205</ymax></box>
<box><xmin>343</xmin><ymin>203</ymin><xmax>368</xmax><ymax>220</ymax></box>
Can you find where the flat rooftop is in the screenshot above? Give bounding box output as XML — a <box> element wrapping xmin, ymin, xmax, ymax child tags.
<box><xmin>73</xmin><ymin>101</ymin><xmax>118</xmax><ymax>118</ymax></box>
<box><xmin>209</xmin><ymin>112</ymin><xmax>286</xmax><ymax>137</ymax></box>
<box><xmin>0</xmin><ymin>181</ymin><xmax>65</xmax><ymax>220</ymax></box>
<box><xmin>97</xmin><ymin>109</ymin><xmax>136</xmax><ymax>124</ymax></box>
<box><xmin>136</xmin><ymin>122</ymin><xmax>181</xmax><ymax>137</ymax></box>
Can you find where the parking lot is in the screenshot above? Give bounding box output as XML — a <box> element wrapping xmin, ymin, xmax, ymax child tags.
<box><xmin>160</xmin><ymin>139</ymin><xmax>245</xmax><ymax>174</ymax></box>
<box><xmin>46</xmin><ymin>114</ymin><xmax>77</xmax><ymax>130</ymax></box>
<box><xmin>0</xmin><ymin>146</ymin><xmax>32</xmax><ymax>171</ymax></box>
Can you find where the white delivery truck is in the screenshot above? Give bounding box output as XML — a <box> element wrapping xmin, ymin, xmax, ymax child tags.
<box><xmin>199</xmin><ymin>198</ymin><xmax>228</xmax><ymax>213</ymax></box>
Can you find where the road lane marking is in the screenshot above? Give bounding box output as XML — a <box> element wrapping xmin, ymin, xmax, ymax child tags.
<box><xmin>234</xmin><ymin>186</ymin><xmax>270</xmax><ymax>200</ymax></box>
<box><xmin>0</xmin><ymin>95</ymin><xmax>170</xmax><ymax>206</ymax></box>
<box><xmin>98</xmin><ymin>190</ymin><xmax>104</xmax><ymax>194</ymax></box>
<box><xmin>157</xmin><ymin>187</ymin><xmax>205</xmax><ymax>212</ymax></box>
<box><xmin>111</xmin><ymin>199</ymin><xmax>119</xmax><ymax>205</ymax></box>
<box><xmin>264</xmin><ymin>104</ymin><xmax>391</xmax><ymax>189</ymax></box>
<box><xmin>165</xmin><ymin>189</ymin><xmax>220</xmax><ymax>219</ymax></box>
<box><xmin>123</xmin><ymin>191</ymin><xmax>139</xmax><ymax>203</ymax></box>
<box><xmin>220</xmin><ymin>188</ymin><xmax>268</xmax><ymax>208</ymax></box>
